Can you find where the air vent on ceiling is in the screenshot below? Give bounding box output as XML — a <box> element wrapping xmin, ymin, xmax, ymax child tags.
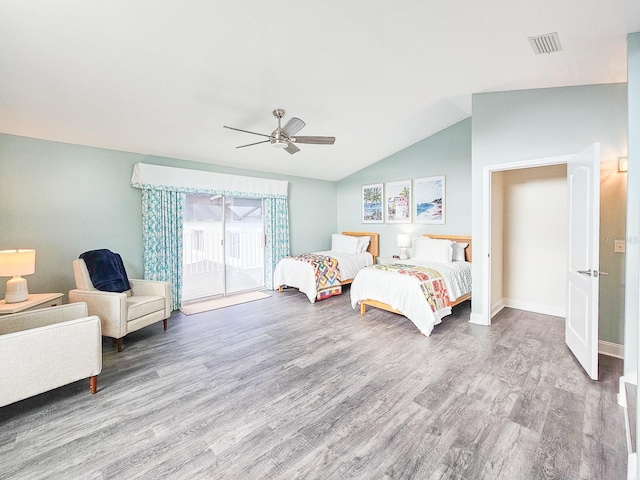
<box><xmin>528</xmin><ymin>32</ymin><xmax>562</xmax><ymax>55</ymax></box>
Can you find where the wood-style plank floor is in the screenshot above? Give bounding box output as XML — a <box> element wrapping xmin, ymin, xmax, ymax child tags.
<box><xmin>0</xmin><ymin>287</ymin><xmax>627</xmax><ymax>479</ymax></box>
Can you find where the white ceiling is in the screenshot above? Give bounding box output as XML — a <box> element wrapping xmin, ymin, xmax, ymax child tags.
<box><xmin>1</xmin><ymin>1</ymin><xmax>638</xmax><ymax>181</ymax></box>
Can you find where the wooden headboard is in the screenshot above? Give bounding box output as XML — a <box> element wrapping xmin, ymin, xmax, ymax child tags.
<box><xmin>425</xmin><ymin>234</ymin><xmax>472</xmax><ymax>262</ymax></box>
<box><xmin>343</xmin><ymin>231</ymin><xmax>380</xmax><ymax>262</ymax></box>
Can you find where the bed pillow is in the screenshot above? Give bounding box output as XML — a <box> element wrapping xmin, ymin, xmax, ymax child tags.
<box><xmin>331</xmin><ymin>234</ymin><xmax>359</xmax><ymax>254</ymax></box>
<box><xmin>413</xmin><ymin>237</ymin><xmax>453</xmax><ymax>263</ymax></box>
<box><xmin>356</xmin><ymin>236</ymin><xmax>371</xmax><ymax>254</ymax></box>
<box><xmin>452</xmin><ymin>242</ymin><xmax>469</xmax><ymax>262</ymax></box>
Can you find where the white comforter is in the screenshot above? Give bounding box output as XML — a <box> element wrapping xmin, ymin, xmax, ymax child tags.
<box><xmin>350</xmin><ymin>260</ymin><xmax>472</xmax><ymax>336</ymax></box>
<box><xmin>273</xmin><ymin>251</ymin><xmax>374</xmax><ymax>303</ymax></box>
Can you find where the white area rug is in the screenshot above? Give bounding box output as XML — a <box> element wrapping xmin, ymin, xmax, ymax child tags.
<box><xmin>180</xmin><ymin>291</ymin><xmax>271</xmax><ymax>315</ymax></box>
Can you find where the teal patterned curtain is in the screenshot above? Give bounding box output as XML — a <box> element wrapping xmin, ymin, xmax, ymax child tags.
<box><xmin>141</xmin><ymin>189</ymin><xmax>184</xmax><ymax>311</ymax></box>
<box><xmin>264</xmin><ymin>197</ymin><xmax>290</xmax><ymax>289</ymax></box>
<box><xmin>133</xmin><ymin>164</ymin><xmax>289</xmax><ymax>308</ymax></box>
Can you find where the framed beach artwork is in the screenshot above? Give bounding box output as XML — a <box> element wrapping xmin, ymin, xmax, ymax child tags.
<box><xmin>385</xmin><ymin>180</ymin><xmax>411</xmax><ymax>224</ymax></box>
<box><xmin>361</xmin><ymin>183</ymin><xmax>384</xmax><ymax>223</ymax></box>
<box><xmin>414</xmin><ymin>175</ymin><xmax>445</xmax><ymax>224</ymax></box>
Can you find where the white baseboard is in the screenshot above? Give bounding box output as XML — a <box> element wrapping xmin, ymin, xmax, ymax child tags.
<box><xmin>502</xmin><ymin>298</ymin><xmax>565</xmax><ymax>318</ymax></box>
<box><xmin>469</xmin><ymin>312</ymin><xmax>489</xmax><ymax>326</ymax></box>
<box><xmin>599</xmin><ymin>340</ymin><xmax>624</xmax><ymax>359</ymax></box>
<box><xmin>620</xmin><ymin>372</ymin><xmax>637</xmax><ymax>458</ymax></box>
<box><xmin>491</xmin><ymin>299</ymin><xmax>505</xmax><ymax>318</ymax></box>
<box><xmin>620</xmin><ymin>373</ymin><xmax>637</xmax><ymax>408</ymax></box>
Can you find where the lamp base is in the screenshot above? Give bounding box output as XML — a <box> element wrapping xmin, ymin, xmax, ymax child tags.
<box><xmin>399</xmin><ymin>247</ymin><xmax>408</xmax><ymax>260</ymax></box>
<box><xmin>5</xmin><ymin>275</ymin><xmax>29</xmax><ymax>303</ymax></box>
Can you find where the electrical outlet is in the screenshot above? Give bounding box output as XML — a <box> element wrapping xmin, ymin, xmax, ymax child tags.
<box><xmin>614</xmin><ymin>240</ymin><xmax>626</xmax><ymax>253</ymax></box>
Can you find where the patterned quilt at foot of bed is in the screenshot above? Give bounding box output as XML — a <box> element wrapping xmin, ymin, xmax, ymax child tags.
<box><xmin>371</xmin><ymin>264</ymin><xmax>450</xmax><ymax>312</ymax></box>
<box><xmin>291</xmin><ymin>253</ymin><xmax>342</xmax><ymax>301</ymax></box>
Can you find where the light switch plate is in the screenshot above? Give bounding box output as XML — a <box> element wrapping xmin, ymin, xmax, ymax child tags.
<box><xmin>614</xmin><ymin>240</ymin><xmax>626</xmax><ymax>253</ymax></box>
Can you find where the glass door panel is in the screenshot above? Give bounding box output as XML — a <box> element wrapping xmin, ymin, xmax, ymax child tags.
<box><xmin>182</xmin><ymin>194</ymin><xmax>225</xmax><ymax>302</ymax></box>
<box><xmin>182</xmin><ymin>194</ymin><xmax>264</xmax><ymax>303</ymax></box>
<box><xmin>224</xmin><ymin>197</ymin><xmax>264</xmax><ymax>294</ymax></box>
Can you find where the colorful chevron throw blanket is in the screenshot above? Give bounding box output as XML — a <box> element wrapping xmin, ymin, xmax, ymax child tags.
<box><xmin>371</xmin><ymin>263</ymin><xmax>451</xmax><ymax>313</ymax></box>
<box><xmin>290</xmin><ymin>253</ymin><xmax>342</xmax><ymax>301</ymax></box>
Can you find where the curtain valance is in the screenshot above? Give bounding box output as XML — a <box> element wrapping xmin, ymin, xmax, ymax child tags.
<box><xmin>130</xmin><ymin>162</ymin><xmax>288</xmax><ymax>198</ymax></box>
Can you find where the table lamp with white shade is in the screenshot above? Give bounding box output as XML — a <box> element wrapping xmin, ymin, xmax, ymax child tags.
<box><xmin>0</xmin><ymin>249</ymin><xmax>36</xmax><ymax>303</ymax></box>
<box><xmin>397</xmin><ymin>234</ymin><xmax>411</xmax><ymax>260</ymax></box>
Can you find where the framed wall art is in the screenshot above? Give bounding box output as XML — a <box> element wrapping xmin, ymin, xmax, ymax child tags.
<box><xmin>385</xmin><ymin>180</ymin><xmax>411</xmax><ymax>223</ymax></box>
<box><xmin>361</xmin><ymin>183</ymin><xmax>383</xmax><ymax>223</ymax></box>
<box><xmin>414</xmin><ymin>175</ymin><xmax>445</xmax><ymax>224</ymax></box>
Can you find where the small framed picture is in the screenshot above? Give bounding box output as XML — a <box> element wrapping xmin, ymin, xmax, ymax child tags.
<box><xmin>414</xmin><ymin>175</ymin><xmax>445</xmax><ymax>224</ymax></box>
<box><xmin>385</xmin><ymin>180</ymin><xmax>411</xmax><ymax>223</ymax></box>
<box><xmin>361</xmin><ymin>183</ymin><xmax>383</xmax><ymax>223</ymax></box>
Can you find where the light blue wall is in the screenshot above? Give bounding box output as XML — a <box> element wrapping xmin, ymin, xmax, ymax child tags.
<box><xmin>0</xmin><ymin>133</ymin><xmax>337</xmax><ymax>300</ymax></box>
<box><xmin>336</xmin><ymin>118</ymin><xmax>472</xmax><ymax>258</ymax></box>
<box><xmin>627</xmin><ymin>32</ymin><xmax>640</xmax><ymax>375</ymax></box>
<box><xmin>471</xmin><ymin>83</ymin><xmax>629</xmax><ymax>345</ymax></box>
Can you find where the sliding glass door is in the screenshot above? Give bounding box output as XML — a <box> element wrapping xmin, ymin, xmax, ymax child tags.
<box><xmin>182</xmin><ymin>194</ymin><xmax>264</xmax><ymax>302</ymax></box>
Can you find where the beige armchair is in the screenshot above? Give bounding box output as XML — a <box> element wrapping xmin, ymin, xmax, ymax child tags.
<box><xmin>69</xmin><ymin>258</ymin><xmax>171</xmax><ymax>352</ymax></box>
<box><xmin>0</xmin><ymin>302</ymin><xmax>102</xmax><ymax>407</ymax></box>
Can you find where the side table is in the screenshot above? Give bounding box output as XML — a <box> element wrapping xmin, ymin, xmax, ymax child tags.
<box><xmin>0</xmin><ymin>293</ymin><xmax>64</xmax><ymax>315</ymax></box>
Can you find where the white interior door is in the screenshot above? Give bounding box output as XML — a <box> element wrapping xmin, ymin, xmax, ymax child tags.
<box><xmin>566</xmin><ymin>143</ymin><xmax>601</xmax><ymax>380</ymax></box>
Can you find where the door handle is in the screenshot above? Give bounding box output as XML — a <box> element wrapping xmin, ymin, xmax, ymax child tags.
<box><xmin>577</xmin><ymin>269</ymin><xmax>608</xmax><ymax>277</ymax></box>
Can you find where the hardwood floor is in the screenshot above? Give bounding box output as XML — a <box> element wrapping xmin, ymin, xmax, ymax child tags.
<box><xmin>0</xmin><ymin>288</ymin><xmax>627</xmax><ymax>479</ymax></box>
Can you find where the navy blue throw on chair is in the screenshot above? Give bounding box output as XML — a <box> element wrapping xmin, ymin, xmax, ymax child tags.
<box><xmin>80</xmin><ymin>249</ymin><xmax>131</xmax><ymax>293</ymax></box>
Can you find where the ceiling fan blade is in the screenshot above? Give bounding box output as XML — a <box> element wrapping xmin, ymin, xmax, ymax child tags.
<box><xmin>282</xmin><ymin>117</ymin><xmax>306</xmax><ymax>137</ymax></box>
<box><xmin>285</xmin><ymin>143</ymin><xmax>300</xmax><ymax>155</ymax></box>
<box><xmin>224</xmin><ymin>126</ymin><xmax>272</xmax><ymax>138</ymax></box>
<box><xmin>290</xmin><ymin>136</ymin><xmax>336</xmax><ymax>145</ymax></box>
<box><xmin>236</xmin><ymin>140</ymin><xmax>270</xmax><ymax>149</ymax></box>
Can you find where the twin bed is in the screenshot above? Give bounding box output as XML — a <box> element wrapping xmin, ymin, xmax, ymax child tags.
<box><xmin>273</xmin><ymin>231</ymin><xmax>379</xmax><ymax>303</ymax></box>
<box><xmin>273</xmin><ymin>232</ymin><xmax>471</xmax><ymax>337</ymax></box>
<box><xmin>351</xmin><ymin>234</ymin><xmax>472</xmax><ymax>337</ymax></box>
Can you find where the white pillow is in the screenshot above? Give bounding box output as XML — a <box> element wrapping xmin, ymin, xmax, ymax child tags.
<box><xmin>356</xmin><ymin>236</ymin><xmax>370</xmax><ymax>254</ymax></box>
<box><xmin>331</xmin><ymin>234</ymin><xmax>359</xmax><ymax>254</ymax></box>
<box><xmin>452</xmin><ymin>242</ymin><xmax>469</xmax><ymax>262</ymax></box>
<box><xmin>413</xmin><ymin>237</ymin><xmax>453</xmax><ymax>263</ymax></box>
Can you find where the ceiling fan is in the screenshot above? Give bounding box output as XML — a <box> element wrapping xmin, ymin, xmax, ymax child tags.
<box><xmin>224</xmin><ymin>109</ymin><xmax>335</xmax><ymax>155</ymax></box>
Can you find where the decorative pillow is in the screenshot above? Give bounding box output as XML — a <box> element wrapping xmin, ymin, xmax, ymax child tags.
<box><xmin>356</xmin><ymin>236</ymin><xmax>371</xmax><ymax>254</ymax></box>
<box><xmin>452</xmin><ymin>242</ymin><xmax>469</xmax><ymax>262</ymax></box>
<box><xmin>413</xmin><ymin>237</ymin><xmax>453</xmax><ymax>263</ymax></box>
<box><xmin>331</xmin><ymin>234</ymin><xmax>359</xmax><ymax>254</ymax></box>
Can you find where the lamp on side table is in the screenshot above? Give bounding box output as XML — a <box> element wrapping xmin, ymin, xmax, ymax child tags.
<box><xmin>397</xmin><ymin>234</ymin><xmax>411</xmax><ymax>260</ymax></box>
<box><xmin>0</xmin><ymin>249</ymin><xmax>36</xmax><ymax>303</ymax></box>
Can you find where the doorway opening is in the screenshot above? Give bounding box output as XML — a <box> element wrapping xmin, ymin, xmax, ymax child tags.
<box><xmin>489</xmin><ymin>164</ymin><xmax>568</xmax><ymax>318</ymax></box>
<box><xmin>482</xmin><ymin>145</ymin><xmax>601</xmax><ymax>379</ymax></box>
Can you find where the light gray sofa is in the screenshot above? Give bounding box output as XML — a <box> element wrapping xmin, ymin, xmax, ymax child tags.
<box><xmin>0</xmin><ymin>302</ymin><xmax>102</xmax><ymax>408</ymax></box>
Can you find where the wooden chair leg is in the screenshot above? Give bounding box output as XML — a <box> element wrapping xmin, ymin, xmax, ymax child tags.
<box><xmin>115</xmin><ymin>337</ymin><xmax>124</xmax><ymax>352</ymax></box>
<box><xmin>89</xmin><ymin>376</ymin><xmax>98</xmax><ymax>394</ymax></box>
<box><xmin>163</xmin><ymin>319</ymin><xmax>168</xmax><ymax>331</ymax></box>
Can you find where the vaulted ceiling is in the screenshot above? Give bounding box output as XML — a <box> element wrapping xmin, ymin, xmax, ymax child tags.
<box><xmin>1</xmin><ymin>1</ymin><xmax>638</xmax><ymax>181</ymax></box>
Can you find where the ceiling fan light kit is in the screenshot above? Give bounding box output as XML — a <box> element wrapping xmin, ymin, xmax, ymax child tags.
<box><xmin>224</xmin><ymin>109</ymin><xmax>335</xmax><ymax>155</ymax></box>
